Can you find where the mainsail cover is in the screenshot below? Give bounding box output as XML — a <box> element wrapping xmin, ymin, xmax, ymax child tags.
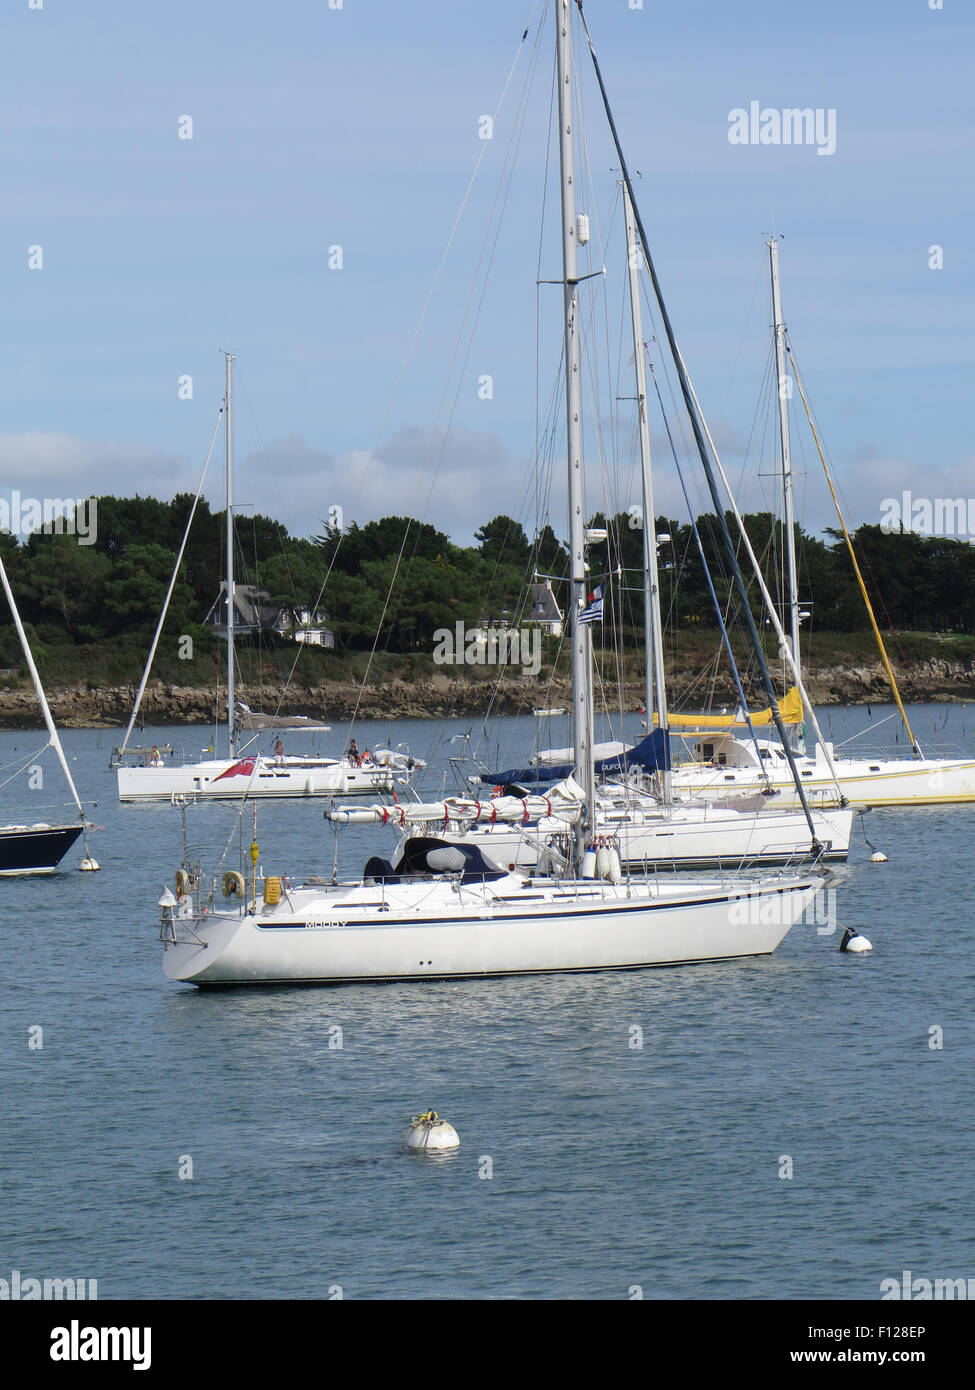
<box><xmin>663</xmin><ymin>686</ymin><xmax>802</xmax><ymax>731</ymax></box>
<box><xmin>234</xmin><ymin>703</ymin><xmax>332</xmax><ymax>732</ymax></box>
<box><xmin>480</xmin><ymin>728</ymin><xmax>671</xmax><ymax>786</ymax></box>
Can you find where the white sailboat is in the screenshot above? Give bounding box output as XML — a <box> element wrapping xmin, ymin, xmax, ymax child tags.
<box><xmin>158</xmin><ymin>1</ymin><xmax>834</xmax><ymax>987</ymax></box>
<box><xmin>655</xmin><ymin>731</ymin><xmax>975</xmax><ymax>809</ymax></box>
<box><xmin>115</xmin><ymin>353</ymin><xmax>423</xmax><ymax>802</ymax></box>
<box><xmin>658</xmin><ymin>238</ymin><xmax>975</xmax><ymax>809</ymax></box>
<box><xmin>409</xmin><ymin>185</ymin><xmax>853</xmax><ymax>869</ymax></box>
<box><xmin>0</xmin><ymin>555</ymin><xmax>97</xmax><ymax>875</ymax></box>
<box><xmin>337</xmin><ymin>782</ymin><xmax>853</xmax><ymax>873</ymax></box>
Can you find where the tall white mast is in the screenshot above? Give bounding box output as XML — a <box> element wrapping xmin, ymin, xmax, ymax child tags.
<box><xmin>224</xmin><ymin>351</ymin><xmax>236</xmax><ymax>759</ymax></box>
<box><xmin>556</xmin><ymin>0</ymin><xmax>594</xmax><ymax>864</ymax></box>
<box><xmin>0</xmin><ymin>556</ymin><xmax>85</xmax><ymax>818</ymax></box>
<box><xmin>624</xmin><ymin>183</ymin><xmax>670</xmax><ymax>802</ymax></box>
<box><xmin>768</xmin><ymin>236</ymin><xmax>802</xmax><ymax>678</ymax></box>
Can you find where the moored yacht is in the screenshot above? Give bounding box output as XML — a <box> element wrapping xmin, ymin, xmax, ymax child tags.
<box><xmin>117</xmin><ymin>745</ymin><xmax>419</xmax><ymax>802</ymax></box>
<box><xmin>157</xmin><ymin>1</ymin><xmax>838</xmax><ymax>987</ymax></box>
<box><xmin>0</xmin><ymin>555</ymin><xmax>96</xmax><ymax>874</ymax></box>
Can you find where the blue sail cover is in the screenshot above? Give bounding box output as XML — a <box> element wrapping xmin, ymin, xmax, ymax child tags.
<box><xmin>480</xmin><ymin>728</ymin><xmax>671</xmax><ymax>786</ymax></box>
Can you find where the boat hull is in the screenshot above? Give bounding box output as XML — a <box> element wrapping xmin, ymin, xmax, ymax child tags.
<box><xmin>670</xmin><ymin>757</ymin><xmax>975</xmax><ymax>808</ymax></box>
<box><xmin>118</xmin><ymin>758</ymin><xmax>399</xmax><ymax>801</ymax></box>
<box><xmin>0</xmin><ymin>823</ymin><xmax>84</xmax><ymax>875</ymax></box>
<box><xmin>536</xmin><ymin>734</ymin><xmax>975</xmax><ymax>808</ymax></box>
<box><xmin>430</xmin><ymin>804</ymin><xmax>853</xmax><ymax>870</ymax></box>
<box><xmin>162</xmin><ymin>873</ymin><xmax>825</xmax><ymax>986</ymax></box>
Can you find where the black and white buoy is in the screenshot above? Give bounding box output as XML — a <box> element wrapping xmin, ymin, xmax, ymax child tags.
<box><xmin>839</xmin><ymin>925</ymin><xmax>872</xmax><ymax>954</ymax></box>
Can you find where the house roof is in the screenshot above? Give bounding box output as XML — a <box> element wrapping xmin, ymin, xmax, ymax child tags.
<box><xmin>205</xmin><ymin>583</ymin><xmax>332</xmax><ymax>634</ymax></box>
<box><xmin>529</xmin><ymin>580</ymin><xmax>563</xmax><ymax>623</ymax></box>
<box><xmin>205</xmin><ymin>583</ymin><xmax>285</xmax><ymax>629</ymax></box>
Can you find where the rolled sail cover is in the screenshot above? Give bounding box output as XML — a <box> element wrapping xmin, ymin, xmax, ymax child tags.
<box><xmin>480</xmin><ymin>728</ymin><xmax>671</xmax><ymax>786</ymax></box>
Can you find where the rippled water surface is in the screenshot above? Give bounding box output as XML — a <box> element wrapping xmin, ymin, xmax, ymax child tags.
<box><xmin>2</xmin><ymin>703</ymin><xmax>973</xmax><ymax>1299</ymax></box>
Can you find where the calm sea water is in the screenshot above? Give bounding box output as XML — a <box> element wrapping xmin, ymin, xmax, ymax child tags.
<box><xmin>1</xmin><ymin>702</ymin><xmax>973</xmax><ymax>1300</ymax></box>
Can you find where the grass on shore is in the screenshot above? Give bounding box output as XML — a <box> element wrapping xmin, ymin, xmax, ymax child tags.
<box><xmin>1</xmin><ymin>627</ymin><xmax>972</xmax><ymax>695</ymax></box>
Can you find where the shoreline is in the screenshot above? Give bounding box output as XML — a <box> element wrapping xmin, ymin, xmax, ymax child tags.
<box><xmin>2</xmin><ymin>658</ymin><xmax>975</xmax><ymax>730</ymax></box>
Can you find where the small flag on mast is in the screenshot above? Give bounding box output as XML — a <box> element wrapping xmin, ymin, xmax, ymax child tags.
<box><xmin>579</xmin><ymin>584</ymin><xmax>604</xmax><ymax>625</ymax></box>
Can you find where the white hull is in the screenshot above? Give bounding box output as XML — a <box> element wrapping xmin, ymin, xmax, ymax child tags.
<box><xmin>669</xmin><ymin>749</ymin><xmax>975</xmax><ymax>808</ymax></box>
<box><xmin>118</xmin><ymin>755</ymin><xmax>401</xmax><ymax>801</ymax></box>
<box><xmin>536</xmin><ymin>729</ymin><xmax>975</xmax><ymax>807</ymax></box>
<box><xmin>430</xmin><ymin>802</ymin><xmax>853</xmax><ymax>870</ymax></box>
<box><xmin>161</xmin><ymin>870</ymin><xmax>825</xmax><ymax>986</ymax></box>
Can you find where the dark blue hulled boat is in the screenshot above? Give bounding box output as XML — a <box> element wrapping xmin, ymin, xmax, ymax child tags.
<box><xmin>0</xmin><ymin>553</ymin><xmax>98</xmax><ymax>878</ymax></box>
<box><xmin>0</xmin><ymin>821</ymin><xmax>85</xmax><ymax>876</ymax></box>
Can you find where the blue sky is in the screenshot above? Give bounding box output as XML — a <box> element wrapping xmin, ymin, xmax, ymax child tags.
<box><xmin>0</xmin><ymin>0</ymin><xmax>971</xmax><ymax>546</ymax></box>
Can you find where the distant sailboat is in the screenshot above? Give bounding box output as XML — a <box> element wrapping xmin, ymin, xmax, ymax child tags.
<box><xmin>653</xmin><ymin>238</ymin><xmax>975</xmax><ymax>809</ymax></box>
<box><xmin>114</xmin><ymin>353</ymin><xmax>423</xmax><ymax>802</ymax></box>
<box><xmin>0</xmin><ymin>555</ymin><xmax>95</xmax><ymax>875</ymax></box>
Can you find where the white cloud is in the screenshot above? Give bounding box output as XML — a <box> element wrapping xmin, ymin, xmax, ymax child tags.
<box><xmin>0</xmin><ymin>427</ymin><xmax>536</xmax><ymax>545</ymax></box>
<box><xmin>821</xmin><ymin>450</ymin><xmax>975</xmax><ymax>536</ymax></box>
<box><xmin>239</xmin><ymin>427</ymin><xmax>541</xmax><ymax>544</ymax></box>
<box><xmin>0</xmin><ymin>433</ymin><xmax>186</xmax><ymax>497</ymax></box>
<box><xmin>6</xmin><ymin>428</ymin><xmax>967</xmax><ymax>553</ymax></box>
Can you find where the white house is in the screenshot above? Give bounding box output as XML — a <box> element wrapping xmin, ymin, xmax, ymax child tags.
<box><xmin>205</xmin><ymin>584</ymin><xmax>335</xmax><ymax>648</ymax></box>
<box><xmin>528</xmin><ymin>579</ymin><xmax>563</xmax><ymax>637</ymax></box>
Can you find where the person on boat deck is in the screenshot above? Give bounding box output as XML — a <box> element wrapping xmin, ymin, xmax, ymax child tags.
<box><xmin>148</xmin><ymin>744</ymin><xmax>162</xmax><ymax>767</ymax></box>
<box><xmin>274</xmin><ymin>738</ymin><xmax>285</xmax><ymax>763</ymax></box>
<box><xmin>362</xmin><ymin>747</ymin><xmax>372</xmax><ymax>763</ymax></box>
<box><xmin>348</xmin><ymin>738</ymin><xmax>360</xmax><ymax>767</ymax></box>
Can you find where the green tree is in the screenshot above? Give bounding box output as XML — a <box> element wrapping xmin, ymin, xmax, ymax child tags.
<box><xmin>475</xmin><ymin>515</ymin><xmax>530</xmax><ymax>571</ymax></box>
<box><xmin>23</xmin><ymin>532</ymin><xmax>111</xmax><ymax>634</ymax></box>
<box><xmin>102</xmin><ymin>543</ymin><xmax>195</xmax><ymax>639</ymax></box>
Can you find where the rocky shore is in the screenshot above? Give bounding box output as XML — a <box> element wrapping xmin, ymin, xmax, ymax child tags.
<box><xmin>2</xmin><ymin>655</ymin><xmax>975</xmax><ymax>730</ymax></box>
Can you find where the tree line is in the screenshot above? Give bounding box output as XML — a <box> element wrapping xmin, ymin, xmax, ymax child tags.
<box><xmin>1</xmin><ymin>495</ymin><xmax>973</xmax><ymax>671</ymax></box>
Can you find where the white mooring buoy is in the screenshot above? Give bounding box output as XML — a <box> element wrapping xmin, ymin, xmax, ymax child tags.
<box><xmin>78</xmin><ymin>857</ymin><xmax>100</xmax><ymax>872</ymax></box>
<box><xmin>869</xmin><ymin>851</ymin><xmax>888</xmax><ymax>863</ymax></box>
<box><xmin>839</xmin><ymin>926</ymin><xmax>872</xmax><ymax>954</ymax></box>
<box><xmin>403</xmin><ymin>1109</ymin><xmax>460</xmax><ymax>1153</ymax></box>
